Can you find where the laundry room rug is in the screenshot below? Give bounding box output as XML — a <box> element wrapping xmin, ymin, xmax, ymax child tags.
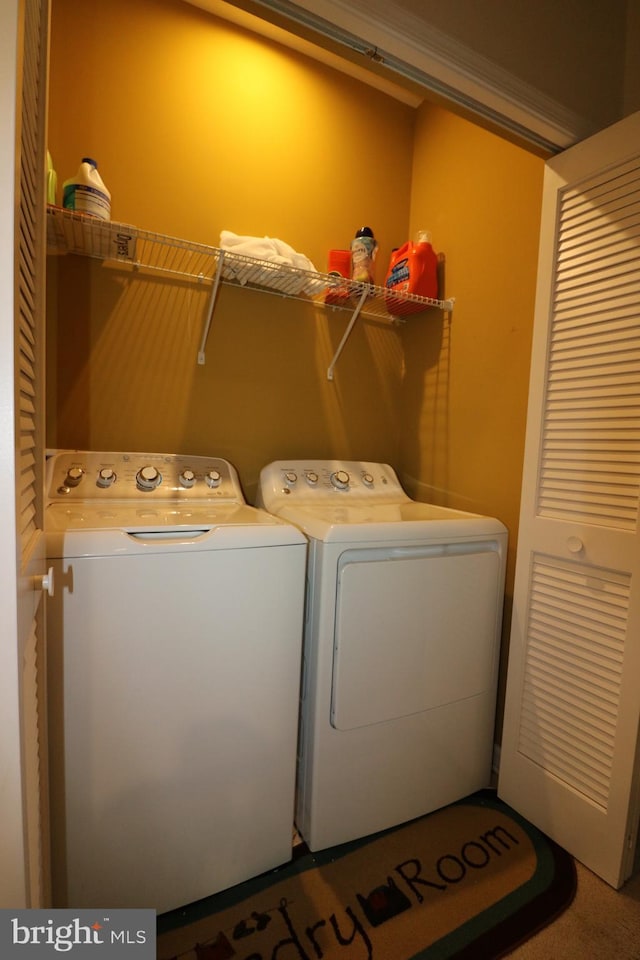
<box><xmin>156</xmin><ymin>790</ymin><xmax>576</xmax><ymax>960</ymax></box>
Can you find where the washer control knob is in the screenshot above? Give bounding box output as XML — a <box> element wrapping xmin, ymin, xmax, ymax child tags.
<box><xmin>64</xmin><ymin>466</ymin><xmax>84</xmax><ymax>488</ymax></box>
<box><xmin>284</xmin><ymin>471</ymin><xmax>298</xmax><ymax>485</ymax></box>
<box><xmin>331</xmin><ymin>470</ymin><xmax>350</xmax><ymax>490</ymax></box>
<box><xmin>205</xmin><ymin>470</ymin><xmax>221</xmax><ymax>489</ymax></box>
<box><xmin>136</xmin><ymin>465</ymin><xmax>162</xmax><ymax>491</ymax></box>
<box><xmin>96</xmin><ymin>467</ymin><xmax>116</xmax><ymax>488</ymax></box>
<box><xmin>362</xmin><ymin>472</ymin><xmax>374</xmax><ymax>486</ymax></box>
<box><xmin>179</xmin><ymin>469</ymin><xmax>196</xmax><ymax>488</ymax></box>
<box><xmin>305</xmin><ymin>471</ymin><xmax>319</xmax><ymax>485</ymax></box>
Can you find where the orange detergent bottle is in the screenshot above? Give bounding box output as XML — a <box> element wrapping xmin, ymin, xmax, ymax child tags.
<box><xmin>384</xmin><ymin>230</ymin><xmax>438</xmax><ymax>317</ymax></box>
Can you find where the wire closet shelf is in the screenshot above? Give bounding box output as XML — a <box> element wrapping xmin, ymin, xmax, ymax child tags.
<box><xmin>46</xmin><ymin>206</ymin><xmax>454</xmax><ymax>375</ymax></box>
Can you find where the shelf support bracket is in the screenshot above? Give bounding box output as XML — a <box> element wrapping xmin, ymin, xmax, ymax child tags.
<box><xmin>197</xmin><ymin>251</ymin><xmax>226</xmax><ymax>365</ymax></box>
<box><xmin>327</xmin><ymin>285</ymin><xmax>370</xmax><ymax>381</ymax></box>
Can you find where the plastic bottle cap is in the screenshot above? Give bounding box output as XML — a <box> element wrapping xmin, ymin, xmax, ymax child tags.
<box><xmin>81</xmin><ymin>157</ymin><xmax>98</xmax><ymax>167</ymax></box>
<box><xmin>355</xmin><ymin>226</ymin><xmax>375</xmax><ymax>239</ymax></box>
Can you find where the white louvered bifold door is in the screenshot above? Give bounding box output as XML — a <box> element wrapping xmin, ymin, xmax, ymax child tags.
<box><xmin>14</xmin><ymin>0</ymin><xmax>50</xmax><ymax>907</ymax></box>
<box><xmin>499</xmin><ymin>111</ymin><xmax>640</xmax><ymax>889</ymax></box>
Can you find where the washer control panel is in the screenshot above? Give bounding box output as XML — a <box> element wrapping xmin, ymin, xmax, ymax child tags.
<box><xmin>259</xmin><ymin>460</ymin><xmax>407</xmax><ymax>511</ymax></box>
<box><xmin>47</xmin><ymin>451</ymin><xmax>244</xmax><ymax>502</ymax></box>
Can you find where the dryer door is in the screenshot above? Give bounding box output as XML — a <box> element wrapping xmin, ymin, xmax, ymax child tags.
<box><xmin>331</xmin><ymin>542</ymin><xmax>505</xmax><ymax>730</ymax></box>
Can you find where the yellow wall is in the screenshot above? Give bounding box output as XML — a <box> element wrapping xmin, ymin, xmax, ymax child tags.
<box><xmin>46</xmin><ymin>0</ymin><xmax>545</xmax><ymax>728</ymax></box>
<box><xmin>402</xmin><ymin>102</ymin><xmax>543</xmax><ymax>551</ymax></box>
<box><xmin>401</xmin><ymin>103</ymin><xmax>544</xmax><ymax>730</ymax></box>
<box><xmin>46</xmin><ymin>0</ymin><xmax>415</xmax><ymax>495</ymax></box>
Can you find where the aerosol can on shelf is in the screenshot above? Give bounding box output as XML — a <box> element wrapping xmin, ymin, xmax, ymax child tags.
<box><xmin>62</xmin><ymin>158</ymin><xmax>111</xmax><ymax>220</ymax></box>
<box><xmin>350</xmin><ymin>226</ymin><xmax>377</xmax><ymax>285</ymax></box>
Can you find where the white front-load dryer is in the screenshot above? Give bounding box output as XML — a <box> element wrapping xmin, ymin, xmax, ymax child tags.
<box><xmin>257</xmin><ymin>460</ymin><xmax>508</xmax><ymax>852</ymax></box>
<box><xmin>46</xmin><ymin>451</ymin><xmax>307</xmax><ymax>912</ymax></box>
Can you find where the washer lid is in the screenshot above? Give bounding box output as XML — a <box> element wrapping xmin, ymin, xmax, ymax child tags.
<box><xmin>45</xmin><ymin>501</ymin><xmax>306</xmax><ymax>557</ymax></box>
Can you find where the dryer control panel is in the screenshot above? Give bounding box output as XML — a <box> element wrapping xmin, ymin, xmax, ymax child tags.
<box><xmin>46</xmin><ymin>451</ymin><xmax>244</xmax><ymax>502</ymax></box>
<box><xmin>258</xmin><ymin>460</ymin><xmax>409</xmax><ymax>511</ymax></box>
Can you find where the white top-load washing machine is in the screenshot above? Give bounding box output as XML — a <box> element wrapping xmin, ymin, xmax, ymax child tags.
<box><xmin>258</xmin><ymin>460</ymin><xmax>508</xmax><ymax>852</ymax></box>
<box><xmin>46</xmin><ymin>450</ymin><xmax>307</xmax><ymax>912</ymax></box>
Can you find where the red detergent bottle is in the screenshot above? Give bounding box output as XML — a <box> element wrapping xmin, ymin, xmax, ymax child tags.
<box><xmin>384</xmin><ymin>230</ymin><xmax>438</xmax><ymax>317</ymax></box>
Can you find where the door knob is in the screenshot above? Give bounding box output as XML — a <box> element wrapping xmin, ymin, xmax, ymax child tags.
<box><xmin>40</xmin><ymin>566</ymin><xmax>55</xmax><ymax>597</ymax></box>
<box><xmin>567</xmin><ymin>536</ymin><xmax>584</xmax><ymax>554</ymax></box>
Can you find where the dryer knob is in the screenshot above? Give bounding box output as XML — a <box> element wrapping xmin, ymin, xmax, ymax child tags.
<box><xmin>331</xmin><ymin>470</ymin><xmax>350</xmax><ymax>490</ymax></box>
<box><xmin>205</xmin><ymin>470</ymin><xmax>221</xmax><ymax>489</ymax></box>
<box><xmin>136</xmin><ymin>465</ymin><xmax>162</xmax><ymax>491</ymax></box>
<box><xmin>179</xmin><ymin>469</ymin><xmax>196</xmax><ymax>488</ymax></box>
<box><xmin>285</xmin><ymin>471</ymin><xmax>298</xmax><ymax>485</ymax></box>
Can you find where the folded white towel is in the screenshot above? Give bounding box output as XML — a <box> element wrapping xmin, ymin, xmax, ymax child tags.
<box><xmin>219</xmin><ymin>230</ymin><xmax>321</xmax><ymax>295</ymax></box>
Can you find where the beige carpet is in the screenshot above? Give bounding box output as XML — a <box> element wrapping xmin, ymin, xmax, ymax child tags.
<box><xmin>507</xmin><ymin>860</ymin><xmax>640</xmax><ymax>959</ymax></box>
